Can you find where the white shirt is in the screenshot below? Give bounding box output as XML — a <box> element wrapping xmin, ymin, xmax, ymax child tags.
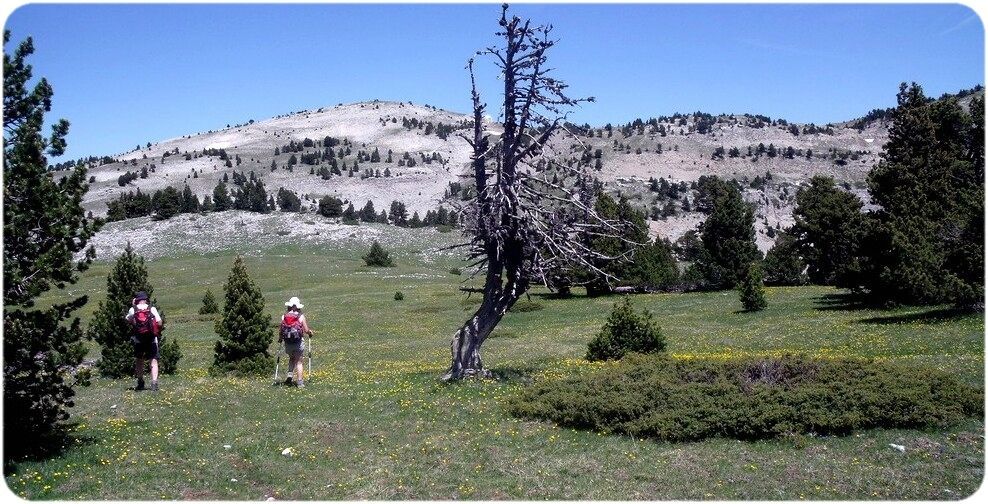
<box><xmin>126</xmin><ymin>304</ymin><xmax>162</xmax><ymax>323</ymax></box>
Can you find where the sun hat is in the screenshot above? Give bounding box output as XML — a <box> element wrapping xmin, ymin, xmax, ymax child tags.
<box><xmin>285</xmin><ymin>296</ymin><xmax>304</xmax><ymax>309</ymax></box>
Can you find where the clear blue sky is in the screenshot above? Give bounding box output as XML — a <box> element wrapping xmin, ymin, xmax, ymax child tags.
<box><xmin>5</xmin><ymin>3</ymin><xmax>984</xmax><ymax>161</ymax></box>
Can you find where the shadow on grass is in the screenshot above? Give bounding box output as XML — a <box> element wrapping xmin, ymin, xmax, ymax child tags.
<box><xmin>419</xmin><ymin>358</ymin><xmax>555</xmax><ymax>386</ymax></box>
<box><xmin>489</xmin><ymin>360</ymin><xmax>555</xmax><ymax>384</ymax></box>
<box><xmin>813</xmin><ymin>291</ymin><xmax>874</xmax><ymax>312</ymax></box>
<box><xmin>857</xmin><ymin>307</ymin><xmax>978</xmax><ymax>325</ymax></box>
<box><xmin>3</xmin><ymin>423</ymin><xmax>97</xmax><ymax>475</ymax></box>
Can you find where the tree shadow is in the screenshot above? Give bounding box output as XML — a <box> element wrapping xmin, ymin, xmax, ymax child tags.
<box><xmin>488</xmin><ymin>360</ymin><xmax>554</xmax><ymax>384</ymax></box>
<box><xmin>527</xmin><ymin>291</ymin><xmax>581</xmax><ymax>301</ymax></box>
<box><xmin>857</xmin><ymin>307</ymin><xmax>978</xmax><ymax>325</ymax></box>
<box><xmin>3</xmin><ymin>422</ymin><xmax>96</xmax><ymax>475</ymax></box>
<box><xmin>812</xmin><ymin>292</ymin><xmax>874</xmax><ymax>311</ymax></box>
<box><xmin>419</xmin><ymin>358</ymin><xmax>555</xmax><ymax>386</ymax></box>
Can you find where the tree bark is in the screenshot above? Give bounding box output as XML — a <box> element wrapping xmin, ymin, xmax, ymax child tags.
<box><xmin>443</xmin><ymin>265</ymin><xmax>524</xmax><ymax>380</ymax></box>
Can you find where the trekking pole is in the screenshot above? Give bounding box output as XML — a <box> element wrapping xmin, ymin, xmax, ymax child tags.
<box><xmin>273</xmin><ymin>347</ymin><xmax>282</xmax><ymax>385</ymax></box>
<box><xmin>306</xmin><ymin>335</ymin><xmax>313</xmax><ymax>382</ymax></box>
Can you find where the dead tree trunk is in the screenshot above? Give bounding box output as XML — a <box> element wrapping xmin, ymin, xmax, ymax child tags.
<box><xmin>444</xmin><ymin>273</ymin><xmax>525</xmax><ymax>380</ymax></box>
<box><xmin>442</xmin><ymin>5</ymin><xmax>613</xmax><ymax>380</ymax></box>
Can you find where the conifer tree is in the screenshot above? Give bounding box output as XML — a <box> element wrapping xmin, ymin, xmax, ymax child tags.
<box><xmin>212</xmin><ymin>181</ymin><xmax>232</xmax><ymax>211</ymax></box>
<box><xmin>87</xmin><ymin>243</ymin><xmax>156</xmax><ymax>377</ymax></box>
<box><xmin>181</xmin><ymin>184</ymin><xmax>200</xmax><ymax>213</ymax></box>
<box><xmin>342</xmin><ymin>203</ymin><xmax>357</xmax><ymax>223</ymax></box>
<box><xmin>360</xmin><ymin>200</ymin><xmax>377</xmax><ymax>222</ymax></box>
<box><xmin>738</xmin><ymin>262</ymin><xmax>768</xmax><ymax>311</ymax></box>
<box><xmin>363</xmin><ymin>241</ymin><xmax>396</xmax><ymax>267</ymax></box>
<box><xmin>199</xmin><ymin>289</ymin><xmax>219</xmax><ymax>315</ymax></box>
<box><xmin>763</xmin><ymin>229</ymin><xmax>806</xmax><ymax>286</ymax></box>
<box><xmin>4</xmin><ymin>30</ymin><xmax>100</xmax><ymax>459</ymax></box>
<box><xmin>152</xmin><ymin>186</ymin><xmax>182</xmax><ymax>220</ymax></box>
<box><xmin>692</xmin><ymin>176</ymin><xmax>760</xmax><ymax>290</ymax></box>
<box><xmin>210</xmin><ymin>256</ymin><xmax>273</xmax><ymax>375</ymax></box>
<box><xmin>790</xmin><ymin>176</ymin><xmax>865</xmax><ymax>286</ymax></box>
<box><xmin>861</xmin><ymin>83</ymin><xmax>984</xmax><ymax>306</ymax></box>
<box><xmin>585</xmin><ymin>193</ymin><xmax>648</xmax><ymax>295</ymax></box>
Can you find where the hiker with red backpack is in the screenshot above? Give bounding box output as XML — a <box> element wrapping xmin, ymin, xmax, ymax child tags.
<box><xmin>126</xmin><ymin>291</ymin><xmax>163</xmax><ymax>391</ymax></box>
<box><xmin>278</xmin><ymin>296</ymin><xmax>314</xmax><ymax>387</ymax></box>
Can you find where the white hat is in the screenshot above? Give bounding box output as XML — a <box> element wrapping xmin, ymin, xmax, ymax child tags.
<box><xmin>285</xmin><ymin>296</ymin><xmax>304</xmax><ymax>309</ymax></box>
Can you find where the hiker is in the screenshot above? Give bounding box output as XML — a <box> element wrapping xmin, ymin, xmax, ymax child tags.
<box><xmin>126</xmin><ymin>291</ymin><xmax>163</xmax><ymax>391</ymax></box>
<box><xmin>279</xmin><ymin>296</ymin><xmax>314</xmax><ymax>387</ymax></box>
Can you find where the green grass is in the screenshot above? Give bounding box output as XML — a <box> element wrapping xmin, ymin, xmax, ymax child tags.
<box><xmin>7</xmin><ymin>240</ymin><xmax>985</xmax><ymax>499</ymax></box>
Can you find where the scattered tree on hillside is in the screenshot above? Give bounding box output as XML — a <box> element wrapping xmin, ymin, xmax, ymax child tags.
<box><xmin>690</xmin><ymin>176</ymin><xmax>761</xmax><ymax>290</ymax></box>
<box><xmin>363</xmin><ymin>241</ymin><xmax>395</xmax><ymax>267</ymax></box>
<box><xmin>762</xmin><ymin>229</ymin><xmax>806</xmax><ymax>286</ymax></box>
<box><xmin>318</xmin><ymin>195</ymin><xmax>343</xmax><ymax>218</ymax></box>
<box><xmin>790</xmin><ymin>176</ymin><xmax>866</xmax><ymax>286</ymax></box>
<box><xmin>738</xmin><ymin>262</ymin><xmax>768</xmax><ymax>312</ymax></box>
<box><xmin>199</xmin><ymin>289</ymin><xmax>219</xmax><ymax>315</ymax></box>
<box><xmin>860</xmin><ymin>83</ymin><xmax>984</xmax><ymax>306</ymax></box>
<box><xmin>86</xmin><ymin>244</ymin><xmax>167</xmax><ymax>377</ymax></box>
<box><xmin>3</xmin><ymin>30</ymin><xmax>101</xmax><ymax>460</ymax></box>
<box><xmin>212</xmin><ymin>181</ymin><xmax>232</xmax><ymax>211</ymax></box>
<box><xmin>210</xmin><ymin>256</ymin><xmax>273</xmax><ymax>376</ymax></box>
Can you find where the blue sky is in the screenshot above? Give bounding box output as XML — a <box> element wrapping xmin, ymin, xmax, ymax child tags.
<box><xmin>5</xmin><ymin>3</ymin><xmax>984</xmax><ymax>161</ymax></box>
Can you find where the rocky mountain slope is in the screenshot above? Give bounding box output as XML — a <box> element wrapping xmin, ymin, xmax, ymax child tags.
<box><xmin>69</xmin><ymin>88</ymin><xmax>982</xmax><ymax>256</ymax></box>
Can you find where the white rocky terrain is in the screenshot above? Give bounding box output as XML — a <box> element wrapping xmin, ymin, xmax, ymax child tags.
<box><xmin>83</xmin><ymin>101</ymin><xmax>479</xmax><ymax>217</ymax></box>
<box><xmin>68</xmin><ymin>89</ymin><xmax>981</xmax><ymax>258</ymax></box>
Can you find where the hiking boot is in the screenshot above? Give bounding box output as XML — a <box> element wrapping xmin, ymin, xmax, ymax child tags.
<box><xmin>150</xmin><ymin>381</ymin><xmax>159</xmax><ymax>392</ymax></box>
<box><xmin>283</xmin><ymin>377</ymin><xmax>293</xmax><ymax>386</ymax></box>
<box><xmin>135</xmin><ymin>379</ymin><xmax>145</xmax><ymax>391</ymax></box>
<box><xmin>296</xmin><ymin>381</ymin><xmax>305</xmax><ymax>388</ymax></box>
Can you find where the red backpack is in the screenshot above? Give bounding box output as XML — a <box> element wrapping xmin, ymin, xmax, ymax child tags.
<box><xmin>133</xmin><ymin>307</ymin><xmax>160</xmax><ymax>339</ymax></box>
<box><xmin>280</xmin><ymin>312</ymin><xmax>304</xmax><ymax>343</ymax></box>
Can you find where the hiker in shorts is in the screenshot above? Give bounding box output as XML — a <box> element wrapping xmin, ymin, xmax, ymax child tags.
<box><xmin>279</xmin><ymin>296</ymin><xmax>314</xmax><ymax>387</ymax></box>
<box><xmin>126</xmin><ymin>291</ymin><xmax>163</xmax><ymax>391</ymax></box>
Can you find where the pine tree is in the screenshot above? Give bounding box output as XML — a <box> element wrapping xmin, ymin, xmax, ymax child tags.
<box><xmin>362</xmin><ymin>241</ymin><xmax>396</xmax><ymax>267</ymax></box>
<box><xmin>763</xmin><ymin>229</ymin><xmax>806</xmax><ymax>286</ymax></box>
<box><xmin>861</xmin><ymin>83</ymin><xmax>984</xmax><ymax>306</ymax></box>
<box><xmin>738</xmin><ymin>262</ymin><xmax>768</xmax><ymax>312</ymax></box>
<box><xmin>3</xmin><ymin>30</ymin><xmax>100</xmax><ymax>459</ymax></box>
<box><xmin>213</xmin><ymin>181</ymin><xmax>232</xmax><ymax>211</ymax></box>
<box><xmin>181</xmin><ymin>184</ymin><xmax>200</xmax><ymax>213</ymax></box>
<box><xmin>625</xmin><ymin>237</ymin><xmax>680</xmax><ymax>291</ymax></box>
<box><xmin>360</xmin><ymin>200</ymin><xmax>377</xmax><ymax>222</ymax></box>
<box><xmin>791</xmin><ymin>176</ymin><xmax>865</xmax><ymax>286</ymax></box>
<box><xmin>318</xmin><ymin>195</ymin><xmax>343</xmax><ymax>218</ymax></box>
<box><xmin>210</xmin><ymin>256</ymin><xmax>274</xmax><ymax>376</ymax></box>
<box><xmin>692</xmin><ymin>176</ymin><xmax>761</xmax><ymax>290</ymax></box>
<box><xmin>86</xmin><ymin>243</ymin><xmax>155</xmax><ymax>377</ymax></box>
<box><xmin>152</xmin><ymin>186</ymin><xmax>182</xmax><ymax>220</ymax></box>
<box><xmin>342</xmin><ymin>203</ymin><xmax>357</xmax><ymax>223</ymax></box>
<box><xmin>199</xmin><ymin>289</ymin><xmax>219</xmax><ymax>315</ymax></box>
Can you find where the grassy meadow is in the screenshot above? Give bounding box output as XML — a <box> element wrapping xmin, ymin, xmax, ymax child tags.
<box><xmin>5</xmin><ymin>229</ymin><xmax>985</xmax><ymax>500</ymax></box>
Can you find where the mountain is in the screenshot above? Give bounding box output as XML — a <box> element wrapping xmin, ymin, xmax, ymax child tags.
<box><xmin>67</xmin><ymin>87</ymin><xmax>983</xmax><ymax>254</ymax></box>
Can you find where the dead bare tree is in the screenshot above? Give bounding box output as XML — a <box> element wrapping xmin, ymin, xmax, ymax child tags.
<box><xmin>443</xmin><ymin>4</ymin><xmax>632</xmax><ymax>381</ymax></box>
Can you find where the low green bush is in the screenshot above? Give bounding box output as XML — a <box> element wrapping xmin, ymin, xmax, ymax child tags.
<box><xmin>585</xmin><ymin>297</ymin><xmax>665</xmax><ymax>361</ymax></box>
<box><xmin>158</xmin><ymin>338</ymin><xmax>182</xmax><ymax>375</ymax></box>
<box><xmin>449</xmin><ymin>267</ymin><xmax>462</xmax><ymax>275</ymax></box>
<box><xmin>394</xmin><ymin>291</ymin><xmax>404</xmax><ymax>301</ymax></box>
<box><xmin>507</xmin><ymin>353</ymin><xmax>983</xmax><ymax>441</ymax></box>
